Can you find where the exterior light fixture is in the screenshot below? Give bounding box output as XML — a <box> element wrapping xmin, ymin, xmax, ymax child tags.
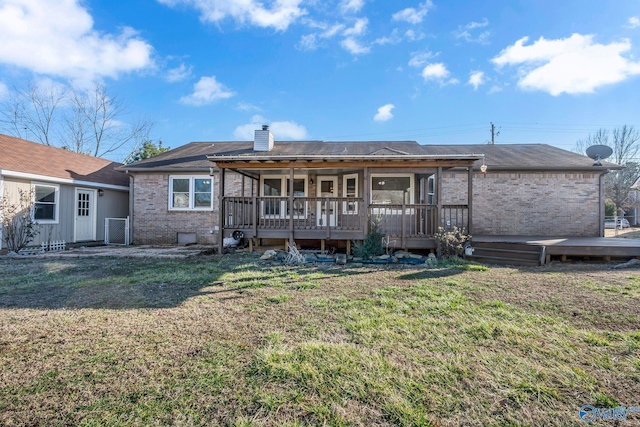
<box><xmin>480</xmin><ymin>158</ymin><xmax>487</xmax><ymax>174</ymax></box>
<box><xmin>209</xmin><ymin>167</ymin><xmax>215</xmax><ymax>176</ymax></box>
<box><xmin>97</xmin><ymin>189</ymin><xmax>104</xmax><ymax>196</ymax></box>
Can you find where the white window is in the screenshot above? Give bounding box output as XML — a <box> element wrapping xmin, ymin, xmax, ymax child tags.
<box><xmin>427</xmin><ymin>175</ymin><xmax>435</xmax><ymax>205</ymax></box>
<box><xmin>32</xmin><ymin>183</ymin><xmax>59</xmax><ymax>223</ymax></box>
<box><xmin>259</xmin><ymin>175</ymin><xmax>308</xmax><ymax>217</ymax></box>
<box><xmin>342</xmin><ymin>173</ymin><xmax>358</xmax><ymax>214</ymax></box>
<box><xmin>169</xmin><ymin>176</ymin><xmax>213</xmax><ymax>210</ymax></box>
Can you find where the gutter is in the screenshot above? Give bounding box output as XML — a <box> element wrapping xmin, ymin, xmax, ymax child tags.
<box><xmin>0</xmin><ymin>169</ymin><xmax>129</xmax><ymax>191</ymax></box>
<box><xmin>115</xmin><ymin>167</ymin><xmax>212</xmax><ymax>173</ymax></box>
<box><xmin>206</xmin><ymin>153</ymin><xmax>485</xmax><ymax>162</ymax></box>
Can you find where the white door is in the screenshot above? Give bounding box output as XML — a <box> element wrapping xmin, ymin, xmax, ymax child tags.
<box><xmin>316</xmin><ymin>177</ymin><xmax>338</xmax><ymax>227</ymax></box>
<box><xmin>75</xmin><ymin>189</ymin><xmax>96</xmax><ymax>241</ymax></box>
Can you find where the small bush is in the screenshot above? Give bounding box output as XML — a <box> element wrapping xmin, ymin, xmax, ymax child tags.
<box><xmin>352</xmin><ymin>217</ymin><xmax>385</xmax><ymax>259</ymax></box>
<box><xmin>1</xmin><ymin>189</ymin><xmax>40</xmax><ymax>252</ymax></box>
<box><xmin>434</xmin><ymin>226</ymin><xmax>471</xmax><ymax>259</ymax></box>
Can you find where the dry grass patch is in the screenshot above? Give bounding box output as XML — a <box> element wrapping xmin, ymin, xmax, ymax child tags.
<box><xmin>0</xmin><ymin>255</ymin><xmax>639</xmax><ymax>426</ymax></box>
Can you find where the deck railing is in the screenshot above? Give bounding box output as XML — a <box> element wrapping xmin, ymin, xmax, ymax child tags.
<box><xmin>222</xmin><ymin>197</ymin><xmax>468</xmax><ymax>237</ymax></box>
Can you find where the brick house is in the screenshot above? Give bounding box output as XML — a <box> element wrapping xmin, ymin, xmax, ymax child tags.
<box><xmin>0</xmin><ymin>134</ymin><xmax>129</xmax><ymax>249</ymax></box>
<box><xmin>119</xmin><ymin>126</ymin><xmax>620</xmax><ymax>250</ymax></box>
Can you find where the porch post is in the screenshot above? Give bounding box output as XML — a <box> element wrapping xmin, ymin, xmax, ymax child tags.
<box><xmin>467</xmin><ymin>166</ymin><xmax>473</xmax><ymax>234</ymax></box>
<box><xmin>288</xmin><ymin>165</ymin><xmax>294</xmax><ymax>249</ymax></box>
<box><xmin>436</xmin><ymin>166</ymin><xmax>443</xmax><ymax>228</ymax></box>
<box><xmin>436</xmin><ymin>166</ymin><xmax>443</xmax><ymax>258</ymax></box>
<box><xmin>218</xmin><ymin>167</ymin><xmax>225</xmax><ymax>254</ymax></box>
<box><xmin>363</xmin><ymin>167</ymin><xmax>370</xmax><ymax>237</ymax></box>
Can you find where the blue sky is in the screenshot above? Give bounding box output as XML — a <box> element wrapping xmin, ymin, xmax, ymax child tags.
<box><xmin>1</xmin><ymin>0</ymin><xmax>640</xmax><ymax>160</ymax></box>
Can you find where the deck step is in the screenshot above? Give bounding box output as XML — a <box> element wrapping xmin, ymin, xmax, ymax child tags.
<box><xmin>466</xmin><ymin>241</ymin><xmax>545</xmax><ymax>266</ymax></box>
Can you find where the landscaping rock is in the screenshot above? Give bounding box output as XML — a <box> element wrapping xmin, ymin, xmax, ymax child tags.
<box><xmin>260</xmin><ymin>249</ymin><xmax>278</xmax><ymax>260</ymax></box>
<box><xmin>379</xmin><ymin>254</ymin><xmax>391</xmax><ymax>260</ymax></box>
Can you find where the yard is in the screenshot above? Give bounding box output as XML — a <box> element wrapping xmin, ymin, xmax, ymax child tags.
<box><xmin>1</xmin><ymin>253</ymin><xmax>639</xmax><ymax>426</ymax></box>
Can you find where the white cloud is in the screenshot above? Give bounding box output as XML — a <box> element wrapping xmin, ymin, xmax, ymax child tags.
<box><xmin>488</xmin><ymin>85</ymin><xmax>502</xmax><ymax>94</ymax></box>
<box><xmin>375</xmin><ymin>28</ymin><xmax>424</xmax><ymax>45</ymax></box>
<box><xmin>234</xmin><ymin>115</ymin><xmax>308</xmax><ymax>140</ymax></box>
<box><xmin>158</xmin><ymin>0</ymin><xmax>306</xmax><ymax>31</ymax></box>
<box><xmin>468</xmin><ymin>70</ymin><xmax>486</xmax><ymax>90</ymax></box>
<box><xmin>166</xmin><ymin>63</ymin><xmax>193</xmax><ymax>82</ymax></box>
<box><xmin>408</xmin><ymin>50</ymin><xmax>437</xmax><ymax>67</ymax></box>
<box><xmin>404</xmin><ymin>29</ymin><xmax>425</xmax><ymax>41</ymax></box>
<box><xmin>492</xmin><ymin>33</ymin><xmax>640</xmax><ymax>95</ymax></box>
<box><xmin>421</xmin><ymin>63</ymin><xmax>449</xmax><ymax>80</ymax></box>
<box><xmin>180</xmin><ymin>76</ymin><xmax>235</xmax><ymax>105</ymax></box>
<box><xmin>340</xmin><ymin>0</ymin><xmax>365</xmax><ymax>14</ymax></box>
<box><xmin>322</xmin><ymin>24</ymin><xmax>345</xmax><ymax>38</ymax></box>
<box><xmin>374</xmin><ymin>104</ymin><xmax>394</xmax><ymax>122</ymax></box>
<box><xmin>0</xmin><ymin>0</ymin><xmax>154</xmax><ymax>82</ymax></box>
<box><xmin>627</xmin><ymin>16</ymin><xmax>640</xmax><ymax>28</ymax></box>
<box><xmin>343</xmin><ymin>18</ymin><xmax>368</xmax><ymax>36</ymax></box>
<box><xmin>236</xmin><ymin>102</ymin><xmax>261</xmax><ymax>112</ymax></box>
<box><xmin>421</xmin><ymin>63</ymin><xmax>458</xmax><ymax>85</ymax></box>
<box><xmin>297</xmin><ymin>34</ymin><xmax>318</xmax><ymax>50</ymax></box>
<box><xmin>392</xmin><ymin>1</ymin><xmax>433</xmax><ymax>25</ymax></box>
<box><xmin>341</xmin><ymin>37</ymin><xmax>370</xmax><ymax>54</ymax></box>
<box><xmin>454</xmin><ymin>18</ymin><xmax>490</xmax><ymax>44</ymax></box>
<box><xmin>375</xmin><ymin>29</ymin><xmax>401</xmax><ymax>45</ymax></box>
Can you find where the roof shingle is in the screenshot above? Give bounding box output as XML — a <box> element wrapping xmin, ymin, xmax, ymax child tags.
<box><xmin>0</xmin><ymin>134</ymin><xmax>129</xmax><ymax>187</ymax></box>
<box><xmin>120</xmin><ymin>140</ymin><xmax>618</xmax><ymax>172</ymax></box>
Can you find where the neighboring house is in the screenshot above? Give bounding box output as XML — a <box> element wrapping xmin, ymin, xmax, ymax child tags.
<box><xmin>0</xmin><ymin>134</ymin><xmax>129</xmax><ymax>249</ymax></box>
<box><xmin>120</xmin><ymin>126</ymin><xmax>621</xmax><ymax>249</ymax></box>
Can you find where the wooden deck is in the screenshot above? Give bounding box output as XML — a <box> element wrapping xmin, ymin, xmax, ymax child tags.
<box><xmin>473</xmin><ymin>235</ymin><xmax>640</xmax><ymax>261</ymax></box>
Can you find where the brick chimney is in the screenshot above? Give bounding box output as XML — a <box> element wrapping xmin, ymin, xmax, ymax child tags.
<box><xmin>254</xmin><ymin>125</ymin><xmax>274</xmax><ymax>152</ymax></box>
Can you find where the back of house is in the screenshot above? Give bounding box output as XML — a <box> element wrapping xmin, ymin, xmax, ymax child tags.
<box><xmin>120</xmin><ymin>126</ymin><xmax>620</xmax><ymax>250</ymax></box>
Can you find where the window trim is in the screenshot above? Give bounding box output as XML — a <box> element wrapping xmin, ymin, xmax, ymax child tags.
<box><xmin>427</xmin><ymin>175</ymin><xmax>435</xmax><ymax>205</ymax></box>
<box><xmin>31</xmin><ymin>182</ymin><xmax>60</xmax><ymax>224</ymax></box>
<box><xmin>342</xmin><ymin>173</ymin><xmax>359</xmax><ymax>214</ymax></box>
<box><xmin>168</xmin><ymin>175</ymin><xmax>214</xmax><ymax>211</ymax></box>
<box><xmin>259</xmin><ymin>174</ymin><xmax>308</xmax><ymax>218</ymax></box>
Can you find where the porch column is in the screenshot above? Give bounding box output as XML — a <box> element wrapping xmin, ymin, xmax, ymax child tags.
<box><xmin>467</xmin><ymin>166</ymin><xmax>473</xmax><ymax>234</ymax></box>
<box><xmin>363</xmin><ymin>167</ymin><xmax>370</xmax><ymax>236</ymax></box>
<box><xmin>288</xmin><ymin>165</ymin><xmax>294</xmax><ymax>249</ymax></box>
<box><xmin>218</xmin><ymin>167</ymin><xmax>225</xmax><ymax>254</ymax></box>
<box><xmin>436</xmin><ymin>166</ymin><xmax>443</xmax><ymax>228</ymax></box>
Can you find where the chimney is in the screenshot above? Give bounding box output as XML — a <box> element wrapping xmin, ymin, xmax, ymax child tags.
<box><xmin>254</xmin><ymin>125</ymin><xmax>274</xmax><ymax>152</ymax></box>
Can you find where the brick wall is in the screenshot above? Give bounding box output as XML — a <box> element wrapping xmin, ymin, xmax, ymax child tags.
<box><xmin>441</xmin><ymin>171</ymin><xmax>601</xmax><ymax>236</ymax></box>
<box><xmin>132</xmin><ymin>172</ymin><xmax>252</xmax><ymax>244</ymax></box>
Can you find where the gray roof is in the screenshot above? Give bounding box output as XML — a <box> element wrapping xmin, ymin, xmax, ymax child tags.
<box><xmin>118</xmin><ymin>140</ymin><xmax>621</xmax><ymax>172</ymax></box>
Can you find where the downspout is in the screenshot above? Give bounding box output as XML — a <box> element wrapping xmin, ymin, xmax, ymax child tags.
<box><xmin>128</xmin><ymin>171</ymin><xmax>134</xmax><ymax>244</ymax></box>
<box><xmin>599</xmin><ymin>171</ymin><xmax>607</xmax><ymax>237</ymax></box>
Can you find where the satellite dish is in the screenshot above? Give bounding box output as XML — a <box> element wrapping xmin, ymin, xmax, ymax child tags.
<box><xmin>586</xmin><ymin>145</ymin><xmax>613</xmax><ymax>166</ymax></box>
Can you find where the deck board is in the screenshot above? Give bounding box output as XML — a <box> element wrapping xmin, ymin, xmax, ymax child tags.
<box><xmin>473</xmin><ymin>235</ymin><xmax>640</xmax><ymax>257</ymax></box>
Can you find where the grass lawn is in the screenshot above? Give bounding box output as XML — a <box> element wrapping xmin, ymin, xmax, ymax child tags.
<box><xmin>1</xmin><ymin>254</ymin><xmax>639</xmax><ymax>426</ymax></box>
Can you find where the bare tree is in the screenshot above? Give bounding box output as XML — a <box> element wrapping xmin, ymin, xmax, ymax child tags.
<box><xmin>0</xmin><ymin>80</ymin><xmax>153</xmax><ymax>160</ymax></box>
<box><xmin>0</xmin><ymin>80</ymin><xmax>67</xmax><ymax>146</ymax></box>
<box><xmin>575</xmin><ymin>126</ymin><xmax>640</xmax><ymax>211</ymax></box>
<box><xmin>65</xmin><ymin>83</ymin><xmax>153</xmax><ymax>157</ymax></box>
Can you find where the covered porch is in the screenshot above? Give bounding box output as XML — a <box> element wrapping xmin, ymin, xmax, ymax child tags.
<box><xmin>211</xmin><ymin>152</ymin><xmax>482</xmax><ymax>252</ymax></box>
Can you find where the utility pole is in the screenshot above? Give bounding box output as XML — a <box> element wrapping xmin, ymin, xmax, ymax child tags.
<box><xmin>489</xmin><ymin>122</ymin><xmax>500</xmax><ymax>144</ymax></box>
